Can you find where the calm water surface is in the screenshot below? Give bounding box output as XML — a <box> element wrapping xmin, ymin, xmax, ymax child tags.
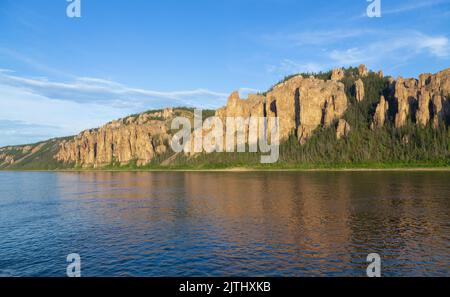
<box><xmin>0</xmin><ymin>171</ymin><xmax>448</xmax><ymax>276</ymax></box>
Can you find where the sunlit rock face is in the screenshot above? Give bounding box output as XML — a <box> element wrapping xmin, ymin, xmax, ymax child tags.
<box><xmin>331</xmin><ymin>68</ymin><xmax>345</xmax><ymax>81</ymax></box>
<box><xmin>371</xmin><ymin>95</ymin><xmax>389</xmax><ymax>129</ymax></box>
<box><xmin>358</xmin><ymin>64</ymin><xmax>368</xmax><ymax>77</ymax></box>
<box><xmin>336</xmin><ymin>119</ymin><xmax>351</xmax><ymax>140</ymax></box>
<box><xmin>355</xmin><ymin>79</ymin><xmax>365</xmax><ymax>102</ymax></box>
<box><xmin>55</xmin><ymin>109</ymin><xmax>174</xmax><ymax>168</ymax></box>
<box><xmin>217</xmin><ymin>75</ymin><xmax>348</xmax><ymax>144</ymax></box>
<box><xmin>394</xmin><ymin>68</ymin><xmax>450</xmax><ymax>128</ymax></box>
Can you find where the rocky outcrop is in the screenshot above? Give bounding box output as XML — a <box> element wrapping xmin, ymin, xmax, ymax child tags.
<box><xmin>432</xmin><ymin>94</ymin><xmax>444</xmax><ymax>128</ymax></box>
<box><xmin>358</xmin><ymin>64</ymin><xmax>368</xmax><ymax>77</ymax></box>
<box><xmin>0</xmin><ymin>154</ymin><xmax>15</xmax><ymax>166</ymax></box>
<box><xmin>394</xmin><ymin>68</ymin><xmax>450</xmax><ymax>128</ymax></box>
<box><xmin>268</xmin><ymin>75</ymin><xmax>348</xmax><ymax>143</ymax></box>
<box><xmin>331</xmin><ymin>68</ymin><xmax>345</xmax><ymax>81</ymax></box>
<box><xmin>215</xmin><ymin>92</ymin><xmax>265</xmax><ymax>119</ymax></box>
<box><xmin>394</xmin><ymin>77</ymin><xmax>419</xmax><ymax>128</ymax></box>
<box><xmin>216</xmin><ymin>75</ymin><xmax>348</xmax><ymax>144</ymax></box>
<box><xmin>371</xmin><ymin>95</ymin><xmax>389</xmax><ymax>129</ymax></box>
<box><xmin>355</xmin><ymin>79</ymin><xmax>365</xmax><ymax>102</ymax></box>
<box><xmin>55</xmin><ymin>109</ymin><xmax>175</xmax><ymax>167</ymax></box>
<box><xmin>416</xmin><ymin>88</ymin><xmax>432</xmax><ymax>126</ymax></box>
<box><xmin>336</xmin><ymin>119</ymin><xmax>351</xmax><ymax>139</ymax></box>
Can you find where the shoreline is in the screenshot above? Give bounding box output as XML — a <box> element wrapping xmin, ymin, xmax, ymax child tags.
<box><xmin>1</xmin><ymin>167</ymin><xmax>450</xmax><ymax>173</ymax></box>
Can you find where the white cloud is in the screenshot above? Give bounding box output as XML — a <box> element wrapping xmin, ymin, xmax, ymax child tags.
<box><xmin>328</xmin><ymin>31</ymin><xmax>450</xmax><ymax>67</ymax></box>
<box><xmin>0</xmin><ymin>70</ymin><xmax>230</xmax><ymax>146</ymax></box>
<box><xmin>265</xmin><ymin>29</ymin><xmax>449</xmax><ymax>81</ymax></box>
<box><xmin>419</xmin><ymin>35</ymin><xmax>450</xmax><ymax>57</ymax></box>
<box><xmin>0</xmin><ymin>83</ymin><xmax>127</xmax><ymax>146</ymax></box>
<box><xmin>0</xmin><ymin>71</ymin><xmax>229</xmax><ymax>109</ymax></box>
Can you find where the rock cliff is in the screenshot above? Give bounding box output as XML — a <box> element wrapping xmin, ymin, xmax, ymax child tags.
<box><xmin>336</xmin><ymin>119</ymin><xmax>351</xmax><ymax>139</ymax></box>
<box><xmin>371</xmin><ymin>95</ymin><xmax>389</xmax><ymax>129</ymax></box>
<box><xmin>394</xmin><ymin>68</ymin><xmax>450</xmax><ymax>128</ymax></box>
<box><xmin>55</xmin><ymin>108</ymin><xmax>177</xmax><ymax>168</ymax></box>
<box><xmin>216</xmin><ymin>75</ymin><xmax>348</xmax><ymax>144</ymax></box>
<box><xmin>331</xmin><ymin>68</ymin><xmax>345</xmax><ymax>81</ymax></box>
<box><xmin>355</xmin><ymin>79</ymin><xmax>365</xmax><ymax>102</ymax></box>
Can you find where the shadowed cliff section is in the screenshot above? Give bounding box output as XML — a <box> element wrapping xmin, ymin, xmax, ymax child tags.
<box><xmin>1</xmin><ymin>65</ymin><xmax>449</xmax><ymax>170</ymax></box>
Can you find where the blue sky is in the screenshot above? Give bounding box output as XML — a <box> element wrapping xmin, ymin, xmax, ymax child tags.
<box><xmin>0</xmin><ymin>0</ymin><xmax>449</xmax><ymax>146</ymax></box>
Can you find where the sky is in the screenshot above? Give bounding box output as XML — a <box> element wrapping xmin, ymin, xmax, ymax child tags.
<box><xmin>0</xmin><ymin>0</ymin><xmax>449</xmax><ymax>146</ymax></box>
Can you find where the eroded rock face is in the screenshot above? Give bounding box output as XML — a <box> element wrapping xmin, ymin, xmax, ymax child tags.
<box><xmin>394</xmin><ymin>77</ymin><xmax>419</xmax><ymax>128</ymax></box>
<box><xmin>55</xmin><ymin>109</ymin><xmax>174</xmax><ymax>167</ymax></box>
<box><xmin>4</xmin><ymin>155</ymin><xmax>14</xmax><ymax>165</ymax></box>
<box><xmin>355</xmin><ymin>79</ymin><xmax>365</xmax><ymax>102</ymax></box>
<box><xmin>268</xmin><ymin>76</ymin><xmax>347</xmax><ymax>143</ymax></box>
<box><xmin>215</xmin><ymin>91</ymin><xmax>265</xmax><ymax>119</ymax></box>
<box><xmin>358</xmin><ymin>64</ymin><xmax>368</xmax><ymax>77</ymax></box>
<box><xmin>416</xmin><ymin>88</ymin><xmax>432</xmax><ymax>126</ymax></box>
<box><xmin>336</xmin><ymin>119</ymin><xmax>351</xmax><ymax>139</ymax></box>
<box><xmin>432</xmin><ymin>94</ymin><xmax>444</xmax><ymax>128</ymax></box>
<box><xmin>331</xmin><ymin>68</ymin><xmax>345</xmax><ymax>81</ymax></box>
<box><xmin>1</xmin><ymin>151</ymin><xmax>18</xmax><ymax>166</ymax></box>
<box><xmin>394</xmin><ymin>68</ymin><xmax>450</xmax><ymax>128</ymax></box>
<box><xmin>0</xmin><ymin>142</ymin><xmax>55</xmax><ymax>168</ymax></box>
<box><xmin>371</xmin><ymin>95</ymin><xmax>389</xmax><ymax>129</ymax></box>
<box><xmin>217</xmin><ymin>76</ymin><xmax>348</xmax><ymax>144</ymax></box>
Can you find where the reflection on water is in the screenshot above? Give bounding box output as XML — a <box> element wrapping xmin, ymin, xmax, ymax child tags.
<box><xmin>0</xmin><ymin>171</ymin><xmax>448</xmax><ymax>276</ymax></box>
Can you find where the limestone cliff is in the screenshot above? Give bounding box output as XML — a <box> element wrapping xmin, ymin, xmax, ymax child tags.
<box><xmin>331</xmin><ymin>68</ymin><xmax>345</xmax><ymax>81</ymax></box>
<box><xmin>215</xmin><ymin>75</ymin><xmax>348</xmax><ymax>144</ymax></box>
<box><xmin>355</xmin><ymin>79</ymin><xmax>365</xmax><ymax>102</ymax></box>
<box><xmin>371</xmin><ymin>95</ymin><xmax>389</xmax><ymax>129</ymax></box>
<box><xmin>55</xmin><ymin>108</ymin><xmax>177</xmax><ymax>168</ymax></box>
<box><xmin>336</xmin><ymin>119</ymin><xmax>351</xmax><ymax>140</ymax></box>
<box><xmin>394</xmin><ymin>68</ymin><xmax>450</xmax><ymax>128</ymax></box>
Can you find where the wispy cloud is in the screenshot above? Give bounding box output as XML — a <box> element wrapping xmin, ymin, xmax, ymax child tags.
<box><xmin>0</xmin><ymin>70</ymin><xmax>229</xmax><ymax>109</ymax></box>
<box><xmin>267</xmin><ymin>59</ymin><xmax>328</xmax><ymax>75</ymax></box>
<box><xmin>0</xmin><ymin>47</ymin><xmax>73</xmax><ymax>79</ymax></box>
<box><xmin>328</xmin><ymin>31</ymin><xmax>450</xmax><ymax>66</ymax></box>
<box><xmin>0</xmin><ymin>70</ymin><xmax>231</xmax><ymax>146</ymax></box>
<box><xmin>266</xmin><ymin>30</ymin><xmax>449</xmax><ymax>77</ymax></box>
<box><xmin>0</xmin><ymin>120</ymin><xmax>62</xmax><ymax>147</ymax></box>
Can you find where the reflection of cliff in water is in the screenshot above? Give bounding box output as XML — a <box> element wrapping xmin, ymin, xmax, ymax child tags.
<box><xmin>54</xmin><ymin>171</ymin><xmax>450</xmax><ymax>275</ymax></box>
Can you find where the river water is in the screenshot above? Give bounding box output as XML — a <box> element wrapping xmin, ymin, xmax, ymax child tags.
<box><xmin>0</xmin><ymin>171</ymin><xmax>448</xmax><ymax>276</ymax></box>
